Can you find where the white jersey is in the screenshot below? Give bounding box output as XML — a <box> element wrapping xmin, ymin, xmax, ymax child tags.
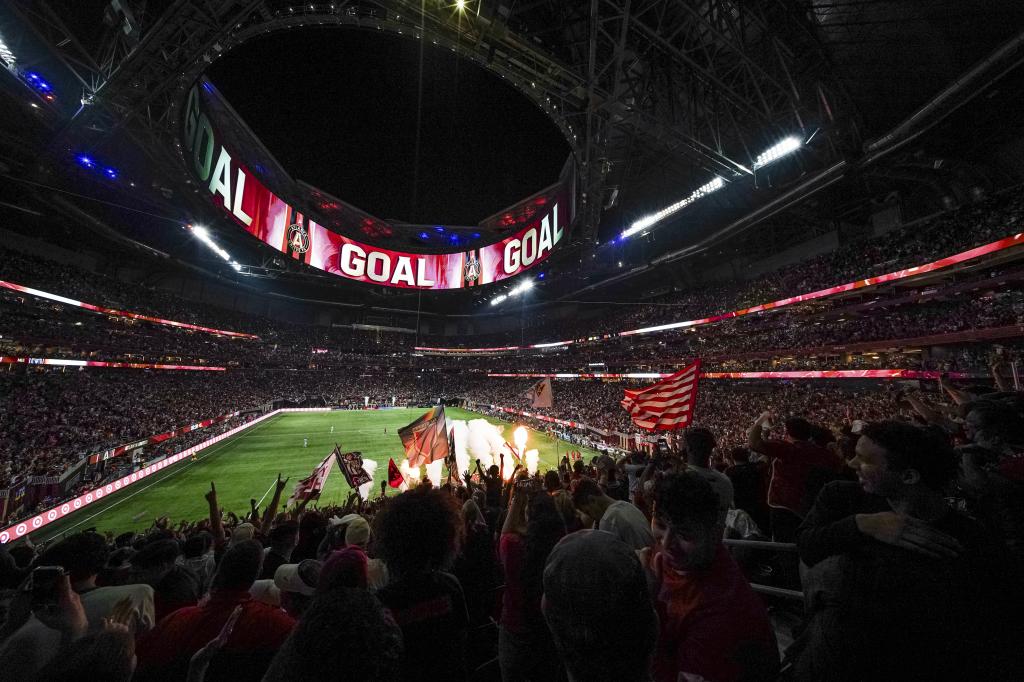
<box><xmin>303</xmin><ymin>438</ymin><xmax>308</xmax><ymax>447</ymax></box>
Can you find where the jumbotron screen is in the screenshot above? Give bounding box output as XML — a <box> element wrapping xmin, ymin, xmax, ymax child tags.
<box><xmin>182</xmin><ymin>83</ymin><xmax>572</xmax><ymax>289</ymax></box>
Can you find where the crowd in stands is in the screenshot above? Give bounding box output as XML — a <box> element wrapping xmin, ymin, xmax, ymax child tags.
<box><xmin>0</xmin><ymin>369</ymin><xmax>441</xmax><ymax>489</ymax></box>
<box><xmin>2</xmin><ymin>193</ymin><xmax>1024</xmax><ymax>376</ymax></box>
<box><xmin>0</xmin><ymin>171</ymin><xmax>1022</xmax><ymax>681</ymax></box>
<box><xmin>434</xmin><ymin>192</ymin><xmax>1024</xmax><ymax>346</ymax></box>
<box><xmin>1</xmin><ymin>374</ymin><xmax>1021</xmax><ymax>681</ymax></box>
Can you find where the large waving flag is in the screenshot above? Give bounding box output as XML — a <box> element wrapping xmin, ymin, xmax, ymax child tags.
<box><xmin>288</xmin><ymin>452</ymin><xmax>334</xmax><ymax>506</ymax></box>
<box><xmin>334</xmin><ymin>447</ymin><xmax>372</xmax><ymax>489</ymax></box>
<box><xmin>621</xmin><ymin>360</ymin><xmax>701</xmax><ymax>431</ymax></box>
<box><xmin>398</xmin><ymin>405</ymin><xmax>450</xmax><ymax>467</ymax></box>
<box><xmin>526</xmin><ymin>377</ymin><xmax>554</xmax><ymax>408</ymax></box>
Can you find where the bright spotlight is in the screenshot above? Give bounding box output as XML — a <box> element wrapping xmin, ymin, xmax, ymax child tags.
<box><xmin>456</xmin><ymin>0</ymin><xmax>467</xmax><ymax>9</ymax></box>
<box><xmin>753</xmin><ymin>136</ymin><xmax>802</xmax><ymax>169</ymax></box>
<box><xmin>621</xmin><ymin>176</ymin><xmax>724</xmax><ymax>238</ymax></box>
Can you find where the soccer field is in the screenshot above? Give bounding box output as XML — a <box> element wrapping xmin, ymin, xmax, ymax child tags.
<box><xmin>29</xmin><ymin>407</ymin><xmax>601</xmax><ymax>542</ymax></box>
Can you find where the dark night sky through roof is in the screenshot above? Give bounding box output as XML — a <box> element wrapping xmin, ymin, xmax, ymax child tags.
<box><xmin>207</xmin><ymin>27</ymin><xmax>570</xmax><ymax>226</ymax></box>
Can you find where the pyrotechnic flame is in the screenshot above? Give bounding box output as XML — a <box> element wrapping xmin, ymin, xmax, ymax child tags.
<box><xmin>513</xmin><ymin>426</ymin><xmax>528</xmax><ymax>454</ymax></box>
<box><xmin>400</xmin><ymin>458</ymin><xmax>420</xmax><ymax>489</ymax></box>
<box><xmin>525</xmin><ymin>449</ymin><xmax>539</xmax><ymax>475</ymax></box>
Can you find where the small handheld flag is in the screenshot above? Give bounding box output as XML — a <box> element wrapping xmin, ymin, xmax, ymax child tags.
<box><xmin>387</xmin><ymin>458</ymin><xmax>404</xmax><ymax>489</ymax></box>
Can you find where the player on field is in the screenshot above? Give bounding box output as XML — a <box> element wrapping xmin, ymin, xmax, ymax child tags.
<box><xmin>304</xmin><ymin>438</ymin><xmax>308</xmax><ymax>448</ymax></box>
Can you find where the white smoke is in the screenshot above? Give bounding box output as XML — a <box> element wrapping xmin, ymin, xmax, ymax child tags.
<box><xmin>450</xmin><ymin>420</ymin><xmax>471</xmax><ymax>478</ymax></box>
<box><xmin>357</xmin><ymin>459</ymin><xmax>378</xmax><ymax>500</ymax></box>
<box><xmin>424</xmin><ymin>459</ymin><xmax>444</xmax><ymax>487</ymax></box>
<box><xmin>400</xmin><ymin>418</ymin><xmax>530</xmax><ymax>485</ymax></box>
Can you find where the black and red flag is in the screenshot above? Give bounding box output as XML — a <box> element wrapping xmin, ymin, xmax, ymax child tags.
<box><xmin>333</xmin><ymin>447</ymin><xmax>372</xmax><ymax>489</ymax></box>
<box><xmin>398</xmin><ymin>406</ymin><xmax>450</xmax><ymax>468</ymax></box>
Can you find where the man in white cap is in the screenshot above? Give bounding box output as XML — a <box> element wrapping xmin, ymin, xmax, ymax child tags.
<box><xmin>331</xmin><ymin>514</ymin><xmax>388</xmax><ymax>590</ymax></box>
<box><xmin>273</xmin><ymin>559</ymin><xmax>322</xmax><ymax>618</ymax></box>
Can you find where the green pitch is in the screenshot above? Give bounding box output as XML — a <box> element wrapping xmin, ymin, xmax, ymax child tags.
<box><xmin>30</xmin><ymin>408</ymin><xmax>602</xmax><ymax>542</ymax></box>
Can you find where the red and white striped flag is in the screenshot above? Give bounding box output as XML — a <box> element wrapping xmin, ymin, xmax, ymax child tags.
<box><xmin>287</xmin><ymin>452</ymin><xmax>334</xmax><ymax>506</ymax></box>
<box><xmin>621</xmin><ymin>360</ymin><xmax>701</xmax><ymax>431</ymax></box>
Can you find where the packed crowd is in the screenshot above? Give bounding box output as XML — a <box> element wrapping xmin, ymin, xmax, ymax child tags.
<box><xmin>2</xmin><ymin>193</ymin><xmax>1023</xmax><ymax>375</ymax></box>
<box><xmin>0</xmin><ymin>369</ymin><xmax>448</xmax><ymax>488</ymax></box>
<box><xmin>1</xmin><ymin>379</ymin><xmax>1021</xmax><ymax>682</ymax></box>
<box><xmin>428</xmin><ymin>192</ymin><xmax>1024</xmax><ymax>346</ymax></box>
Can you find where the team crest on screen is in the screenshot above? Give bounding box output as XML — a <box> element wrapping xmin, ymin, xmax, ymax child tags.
<box><xmin>287</xmin><ymin>224</ymin><xmax>310</xmax><ymax>253</ymax></box>
<box><xmin>465</xmin><ymin>254</ymin><xmax>481</xmax><ymax>284</ymax></box>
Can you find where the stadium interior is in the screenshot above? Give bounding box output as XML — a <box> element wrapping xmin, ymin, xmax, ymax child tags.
<box><xmin>1</xmin><ymin>1</ymin><xmax>1023</xmax><ymax>681</ymax></box>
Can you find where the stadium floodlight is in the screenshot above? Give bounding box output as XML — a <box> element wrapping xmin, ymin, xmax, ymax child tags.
<box><xmin>507</xmin><ymin>279</ymin><xmax>533</xmax><ymax>297</ymax></box>
<box><xmin>0</xmin><ymin>34</ymin><xmax>15</xmax><ymax>68</ymax></box>
<box><xmin>456</xmin><ymin>0</ymin><xmax>467</xmax><ymax>9</ymax></box>
<box><xmin>189</xmin><ymin>224</ymin><xmax>242</xmax><ymax>272</ymax></box>
<box><xmin>621</xmin><ymin>176</ymin><xmax>724</xmax><ymax>239</ymax></box>
<box><xmin>490</xmin><ymin>294</ymin><xmax>507</xmax><ymax>306</ymax></box>
<box><xmin>753</xmin><ymin>136</ymin><xmax>802</xmax><ymax>170</ymax></box>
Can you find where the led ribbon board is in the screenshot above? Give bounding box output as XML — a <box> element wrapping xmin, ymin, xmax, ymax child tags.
<box><xmin>417</xmin><ymin>230</ymin><xmax>1024</xmax><ymax>352</ymax></box>
<box><xmin>182</xmin><ymin>82</ymin><xmax>571</xmax><ymax>289</ymax></box>
<box><xmin>0</xmin><ymin>280</ymin><xmax>258</xmax><ymax>339</ymax></box>
<box><xmin>0</xmin><ymin>357</ymin><xmax>226</xmax><ymax>370</ymax></box>
<box><xmin>486</xmin><ymin>370</ymin><xmax>976</xmax><ymax>380</ymax></box>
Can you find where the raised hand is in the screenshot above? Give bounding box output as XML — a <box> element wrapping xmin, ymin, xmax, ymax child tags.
<box><xmin>204</xmin><ymin>482</ymin><xmax>217</xmax><ymax>505</ymax></box>
<box><xmin>187</xmin><ymin>605</ymin><xmax>243</xmax><ymax>682</ymax></box>
<box><xmin>35</xmin><ymin>573</ymin><xmax>88</xmax><ymax>640</ymax></box>
<box><xmin>855</xmin><ymin>511</ymin><xmax>963</xmax><ymax>559</ymax></box>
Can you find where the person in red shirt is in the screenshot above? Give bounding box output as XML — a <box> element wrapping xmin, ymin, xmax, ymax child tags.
<box><xmin>498</xmin><ymin>488</ymin><xmax>566</xmax><ymax>681</ymax></box>
<box><xmin>748</xmin><ymin>412</ymin><xmax>844</xmax><ymax>541</ymax></box>
<box><xmin>642</xmin><ymin>472</ymin><xmax>779</xmax><ymax>682</ymax></box>
<box><xmin>134</xmin><ymin>539</ymin><xmax>295</xmax><ymax>682</ymax></box>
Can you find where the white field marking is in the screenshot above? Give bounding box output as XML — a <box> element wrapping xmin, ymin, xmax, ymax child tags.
<box><xmin>254</xmin><ymin>478</ymin><xmax>276</xmax><ymax>509</ymax></box>
<box><xmin>39</xmin><ymin>415</ymin><xmax>283</xmax><ymax>542</ymax></box>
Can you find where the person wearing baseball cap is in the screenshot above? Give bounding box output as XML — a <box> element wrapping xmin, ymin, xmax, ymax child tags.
<box><xmin>274</xmin><ymin>559</ymin><xmax>322</xmax><ymax>618</ymax></box>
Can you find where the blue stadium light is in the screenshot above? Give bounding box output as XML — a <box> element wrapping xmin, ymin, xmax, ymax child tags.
<box><xmin>419</xmin><ymin>231</ymin><xmax>430</xmax><ymax>239</ymax></box>
<box><xmin>472</xmin><ymin>232</ymin><xmax>481</xmax><ymax>239</ymax></box>
<box><xmin>449</xmin><ymin>234</ymin><xmax>459</xmax><ymax>243</ymax></box>
<box><xmin>103</xmin><ymin>167</ymin><xmax>118</xmax><ymax>179</ymax></box>
<box><xmin>76</xmin><ymin>155</ymin><xmax>95</xmax><ymax>169</ymax></box>
<box><xmin>434</xmin><ymin>226</ymin><xmax>445</xmax><ymax>233</ymax></box>
<box><xmin>538</xmin><ymin>272</ymin><xmax>545</xmax><ymax>279</ymax></box>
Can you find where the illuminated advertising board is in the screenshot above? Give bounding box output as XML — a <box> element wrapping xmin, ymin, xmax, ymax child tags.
<box><xmin>182</xmin><ymin>83</ymin><xmax>571</xmax><ymax>289</ymax></box>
